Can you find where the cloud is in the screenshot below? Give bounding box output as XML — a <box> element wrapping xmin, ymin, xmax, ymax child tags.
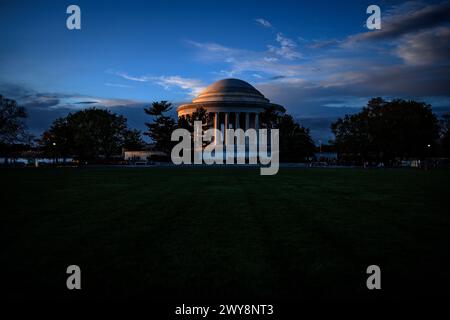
<box><xmin>307</xmin><ymin>39</ymin><xmax>341</xmax><ymax>49</ymax></box>
<box><xmin>0</xmin><ymin>83</ymin><xmax>150</xmax><ymax>138</ymax></box>
<box><xmin>255</xmin><ymin>18</ymin><xmax>302</xmax><ymax>60</ymax></box>
<box><xmin>263</xmin><ymin>57</ymin><xmax>278</xmax><ymax>62</ymax></box>
<box><xmin>187</xmin><ymin>40</ymin><xmax>304</xmax><ymax>78</ymax></box>
<box><xmin>165</xmin><ymin>1</ymin><xmax>450</xmax><ymax>142</ymax></box>
<box><xmin>186</xmin><ymin>40</ymin><xmax>237</xmax><ymax>53</ymax></box>
<box><xmin>4</xmin><ymin>1</ymin><xmax>449</xmax><ymax>143</ymax></box>
<box><xmin>396</xmin><ymin>27</ymin><xmax>450</xmax><ymax>65</ymax></box>
<box><xmin>153</xmin><ymin>76</ymin><xmax>205</xmax><ymax>97</ymax></box>
<box><xmin>114</xmin><ymin>70</ymin><xmax>205</xmax><ymax>97</ymax></box>
<box><xmin>0</xmin><ymin>82</ymin><xmax>141</xmax><ymax>111</ymax></box>
<box><xmin>349</xmin><ymin>1</ymin><xmax>450</xmax><ymax>43</ymax></box>
<box><xmin>73</xmin><ymin>101</ymin><xmax>99</xmax><ymax>105</ymax></box>
<box><xmin>187</xmin><ymin>23</ymin><xmax>304</xmax><ymax>77</ymax></box>
<box><xmin>269</xmin><ymin>75</ymin><xmax>286</xmax><ymax>80</ymax></box>
<box><xmin>255</xmin><ymin>63</ymin><xmax>450</xmax><ymax>115</ymax></box>
<box><xmin>105</xmin><ymin>83</ymin><xmax>132</xmax><ymax>88</ymax></box>
<box><xmin>255</xmin><ymin>18</ymin><xmax>272</xmax><ymax>28</ymax></box>
<box><xmin>22</xmin><ymin>97</ymin><xmax>60</xmax><ymax>109</ymax></box>
<box><xmin>268</xmin><ymin>33</ymin><xmax>302</xmax><ymax>60</ymax></box>
<box><xmin>115</xmin><ymin>72</ymin><xmax>150</xmax><ymax>82</ymax></box>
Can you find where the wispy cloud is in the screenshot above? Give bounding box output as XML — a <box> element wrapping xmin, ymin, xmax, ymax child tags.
<box><xmin>115</xmin><ymin>72</ymin><xmax>150</xmax><ymax>82</ymax></box>
<box><xmin>105</xmin><ymin>83</ymin><xmax>133</xmax><ymax>88</ymax></box>
<box><xmin>268</xmin><ymin>33</ymin><xmax>302</xmax><ymax>60</ymax></box>
<box><xmin>255</xmin><ymin>18</ymin><xmax>272</xmax><ymax>28</ymax></box>
<box><xmin>153</xmin><ymin>76</ymin><xmax>205</xmax><ymax>97</ymax></box>
<box><xmin>187</xmin><ymin>18</ymin><xmax>304</xmax><ymax>79</ymax></box>
<box><xmin>307</xmin><ymin>39</ymin><xmax>341</xmax><ymax>49</ymax></box>
<box><xmin>187</xmin><ymin>40</ymin><xmax>304</xmax><ymax>79</ymax></box>
<box><xmin>263</xmin><ymin>57</ymin><xmax>278</xmax><ymax>62</ymax></box>
<box><xmin>114</xmin><ymin>71</ymin><xmax>205</xmax><ymax>97</ymax></box>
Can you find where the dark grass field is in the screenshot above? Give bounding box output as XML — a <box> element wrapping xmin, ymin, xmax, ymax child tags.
<box><xmin>1</xmin><ymin>167</ymin><xmax>450</xmax><ymax>300</ymax></box>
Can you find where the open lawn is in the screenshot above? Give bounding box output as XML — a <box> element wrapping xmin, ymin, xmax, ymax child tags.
<box><xmin>1</xmin><ymin>167</ymin><xmax>449</xmax><ymax>300</ymax></box>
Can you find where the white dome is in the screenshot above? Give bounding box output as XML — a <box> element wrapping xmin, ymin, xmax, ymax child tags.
<box><xmin>193</xmin><ymin>78</ymin><xmax>269</xmax><ymax>104</ymax></box>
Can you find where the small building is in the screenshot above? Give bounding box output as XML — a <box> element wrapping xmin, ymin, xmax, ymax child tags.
<box><xmin>123</xmin><ymin>147</ymin><xmax>166</xmax><ymax>163</ymax></box>
<box><xmin>124</xmin><ymin>150</ymin><xmax>152</xmax><ymax>161</ymax></box>
<box><xmin>314</xmin><ymin>152</ymin><xmax>338</xmax><ymax>161</ymax></box>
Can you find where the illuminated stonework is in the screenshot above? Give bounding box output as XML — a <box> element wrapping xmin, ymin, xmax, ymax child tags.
<box><xmin>177</xmin><ymin>78</ymin><xmax>285</xmax><ymax>135</ymax></box>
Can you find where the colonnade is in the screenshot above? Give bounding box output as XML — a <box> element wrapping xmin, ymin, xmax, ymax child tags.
<box><xmin>211</xmin><ymin>111</ymin><xmax>259</xmax><ymax>144</ymax></box>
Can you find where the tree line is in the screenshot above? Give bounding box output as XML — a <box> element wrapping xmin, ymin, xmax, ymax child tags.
<box><xmin>331</xmin><ymin>97</ymin><xmax>450</xmax><ymax>163</ymax></box>
<box><xmin>1</xmin><ymin>94</ymin><xmax>450</xmax><ymax>163</ymax></box>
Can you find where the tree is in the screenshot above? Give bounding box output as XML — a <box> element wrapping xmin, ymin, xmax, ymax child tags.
<box><xmin>440</xmin><ymin>114</ymin><xmax>450</xmax><ymax>156</ymax></box>
<box><xmin>40</xmin><ymin>117</ymin><xmax>73</xmax><ymax>160</ymax></box>
<box><xmin>122</xmin><ymin>129</ymin><xmax>145</xmax><ymax>150</ymax></box>
<box><xmin>260</xmin><ymin>105</ymin><xmax>280</xmax><ymax>129</ymax></box>
<box><xmin>0</xmin><ymin>95</ymin><xmax>30</xmax><ymax>146</ymax></box>
<box><xmin>261</xmin><ymin>106</ymin><xmax>315</xmax><ymax>161</ymax></box>
<box><xmin>276</xmin><ymin>114</ymin><xmax>315</xmax><ymax>161</ymax></box>
<box><xmin>331</xmin><ymin>98</ymin><xmax>440</xmax><ymax>162</ymax></box>
<box><xmin>178</xmin><ymin>107</ymin><xmax>211</xmax><ymax>148</ymax></box>
<box><xmin>331</xmin><ymin>113</ymin><xmax>371</xmax><ymax>161</ymax></box>
<box><xmin>144</xmin><ymin>101</ymin><xmax>177</xmax><ymax>155</ymax></box>
<box><xmin>178</xmin><ymin>107</ymin><xmax>210</xmax><ymax>131</ymax></box>
<box><xmin>40</xmin><ymin>108</ymin><xmax>142</xmax><ymax>161</ymax></box>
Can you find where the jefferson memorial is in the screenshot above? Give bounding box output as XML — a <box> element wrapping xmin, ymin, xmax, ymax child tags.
<box><xmin>177</xmin><ymin>78</ymin><xmax>285</xmax><ymax>138</ymax></box>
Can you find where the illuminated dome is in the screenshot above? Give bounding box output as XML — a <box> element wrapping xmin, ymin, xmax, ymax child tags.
<box><xmin>176</xmin><ymin>78</ymin><xmax>285</xmax><ymax>158</ymax></box>
<box><xmin>177</xmin><ymin>78</ymin><xmax>285</xmax><ymax>116</ymax></box>
<box><xmin>193</xmin><ymin>78</ymin><xmax>269</xmax><ymax>103</ymax></box>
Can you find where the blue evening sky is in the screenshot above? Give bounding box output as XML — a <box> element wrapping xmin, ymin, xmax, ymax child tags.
<box><xmin>1</xmin><ymin>0</ymin><xmax>449</xmax><ymax>142</ymax></box>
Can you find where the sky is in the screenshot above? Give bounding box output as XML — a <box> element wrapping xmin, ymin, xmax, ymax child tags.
<box><xmin>1</xmin><ymin>0</ymin><xmax>449</xmax><ymax>143</ymax></box>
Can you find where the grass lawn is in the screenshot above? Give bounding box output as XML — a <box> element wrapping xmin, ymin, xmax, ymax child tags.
<box><xmin>1</xmin><ymin>167</ymin><xmax>449</xmax><ymax>300</ymax></box>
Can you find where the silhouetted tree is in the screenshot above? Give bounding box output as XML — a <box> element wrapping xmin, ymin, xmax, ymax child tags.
<box><xmin>331</xmin><ymin>98</ymin><xmax>440</xmax><ymax>162</ymax></box>
<box><xmin>40</xmin><ymin>117</ymin><xmax>73</xmax><ymax>161</ymax></box>
<box><xmin>122</xmin><ymin>129</ymin><xmax>145</xmax><ymax>150</ymax></box>
<box><xmin>440</xmin><ymin>114</ymin><xmax>450</xmax><ymax>156</ymax></box>
<box><xmin>178</xmin><ymin>107</ymin><xmax>210</xmax><ymax>132</ymax></box>
<box><xmin>177</xmin><ymin>107</ymin><xmax>212</xmax><ymax>161</ymax></box>
<box><xmin>41</xmin><ymin>108</ymin><xmax>141</xmax><ymax>161</ymax></box>
<box><xmin>276</xmin><ymin>114</ymin><xmax>315</xmax><ymax>161</ymax></box>
<box><xmin>0</xmin><ymin>95</ymin><xmax>31</xmax><ymax>147</ymax></box>
<box><xmin>261</xmin><ymin>106</ymin><xmax>314</xmax><ymax>161</ymax></box>
<box><xmin>260</xmin><ymin>105</ymin><xmax>280</xmax><ymax>129</ymax></box>
<box><xmin>178</xmin><ymin>107</ymin><xmax>212</xmax><ymax>147</ymax></box>
<box><xmin>144</xmin><ymin>101</ymin><xmax>176</xmax><ymax>155</ymax></box>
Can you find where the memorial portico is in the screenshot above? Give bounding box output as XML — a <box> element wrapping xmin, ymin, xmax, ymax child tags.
<box><xmin>177</xmin><ymin>78</ymin><xmax>284</xmax><ymax>140</ymax></box>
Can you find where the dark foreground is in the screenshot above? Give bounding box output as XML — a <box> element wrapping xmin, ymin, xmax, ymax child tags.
<box><xmin>1</xmin><ymin>167</ymin><xmax>449</xmax><ymax>300</ymax></box>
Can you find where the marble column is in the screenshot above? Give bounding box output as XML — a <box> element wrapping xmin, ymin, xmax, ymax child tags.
<box><xmin>213</xmin><ymin>112</ymin><xmax>218</xmax><ymax>144</ymax></box>
<box><xmin>224</xmin><ymin>112</ymin><xmax>229</xmax><ymax>144</ymax></box>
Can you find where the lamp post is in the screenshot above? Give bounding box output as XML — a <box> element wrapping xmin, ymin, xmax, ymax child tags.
<box><xmin>52</xmin><ymin>142</ymin><xmax>56</xmax><ymax>165</ymax></box>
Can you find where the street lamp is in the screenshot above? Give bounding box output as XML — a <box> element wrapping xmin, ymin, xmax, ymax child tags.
<box><xmin>52</xmin><ymin>142</ymin><xmax>57</xmax><ymax>164</ymax></box>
